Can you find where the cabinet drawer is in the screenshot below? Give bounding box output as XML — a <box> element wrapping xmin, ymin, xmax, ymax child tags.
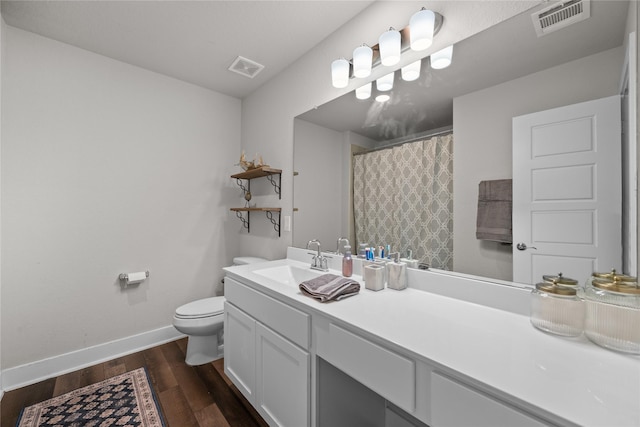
<box><xmin>431</xmin><ymin>372</ymin><xmax>547</xmax><ymax>427</ymax></box>
<box><xmin>328</xmin><ymin>323</ymin><xmax>415</xmax><ymax>413</ymax></box>
<box><xmin>225</xmin><ymin>277</ymin><xmax>310</xmax><ymax>349</ymax></box>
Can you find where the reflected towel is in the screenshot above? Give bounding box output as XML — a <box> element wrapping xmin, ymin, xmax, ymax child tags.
<box><xmin>299</xmin><ymin>274</ymin><xmax>360</xmax><ymax>303</ymax></box>
<box><xmin>476</xmin><ymin>179</ymin><xmax>512</xmax><ymax>243</ymax></box>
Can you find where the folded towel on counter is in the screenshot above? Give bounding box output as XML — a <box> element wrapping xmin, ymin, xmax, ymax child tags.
<box><xmin>299</xmin><ymin>274</ymin><xmax>360</xmax><ymax>303</ymax></box>
<box><xmin>476</xmin><ymin>179</ymin><xmax>513</xmax><ymax>243</ymax></box>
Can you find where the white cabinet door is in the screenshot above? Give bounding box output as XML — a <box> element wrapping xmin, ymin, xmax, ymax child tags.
<box><xmin>255</xmin><ymin>322</ymin><xmax>310</xmax><ymax>427</ymax></box>
<box><xmin>224</xmin><ymin>301</ymin><xmax>256</xmax><ymax>404</ymax></box>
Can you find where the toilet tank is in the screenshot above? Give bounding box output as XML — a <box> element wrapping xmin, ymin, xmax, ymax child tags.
<box><xmin>233</xmin><ymin>256</ymin><xmax>268</xmax><ymax>266</ymax></box>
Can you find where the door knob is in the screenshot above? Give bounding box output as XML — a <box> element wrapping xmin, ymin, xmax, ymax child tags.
<box><xmin>516</xmin><ymin>243</ymin><xmax>537</xmax><ymax>251</ymax></box>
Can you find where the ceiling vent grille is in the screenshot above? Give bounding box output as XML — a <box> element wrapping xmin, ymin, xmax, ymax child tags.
<box><xmin>228</xmin><ymin>56</ymin><xmax>265</xmax><ymax>79</ymax></box>
<box><xmin>532</xmin><ymin>0</ymin><xmax>590</xmax><ymax>37</ymax></box>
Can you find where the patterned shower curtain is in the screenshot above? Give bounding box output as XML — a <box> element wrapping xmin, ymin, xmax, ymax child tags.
<box><xmin>353</xmin><ymin>134</ymin><xmax>453</xmax><ymax>270</ymax></box>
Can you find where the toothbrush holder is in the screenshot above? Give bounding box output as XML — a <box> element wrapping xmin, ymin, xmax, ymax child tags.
<box><xmin>364</xmin><ymin>264</ymin><xmax>386</xmax><ymax>291</ymax></box>
<box><xmin>362</xmin><ymin>260</ymin><xmax>386</xmax><ymax>282</ymax></box>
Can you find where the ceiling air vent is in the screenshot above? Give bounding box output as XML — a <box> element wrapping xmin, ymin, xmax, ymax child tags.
<box><xmin>228</xmin><ymin>56</ymin><xmax>265</xmax><ymax>79</ymax></box>
<box><xmin>531</xmin><ymin>0</ymin><xmax>590</xmax><ymax>37</ymax></box>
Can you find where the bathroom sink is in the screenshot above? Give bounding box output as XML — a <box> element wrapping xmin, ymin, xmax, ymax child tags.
<box><xmin>253</xmin><ymin>265</ymin><xmax>324</xmax><ymax>286</ymax></box>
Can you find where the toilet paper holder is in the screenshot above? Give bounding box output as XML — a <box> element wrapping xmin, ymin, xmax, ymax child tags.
<box><xmin>118</xmin><ymin>271</ymin><xmax>150</xmax><ymax>281</ymax></box>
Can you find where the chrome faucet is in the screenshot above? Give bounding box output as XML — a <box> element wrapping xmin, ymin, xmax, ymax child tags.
<box><xmin>306</xmin><ymin>239</ymin><xmax>328</xmax><ymax>271</ymax></box>
<box><xmin>336</xmin><ymin>237</ymin><xmax>350</xmax><ymax>255</ymax></box>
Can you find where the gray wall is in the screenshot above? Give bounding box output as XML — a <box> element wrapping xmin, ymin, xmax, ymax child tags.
<box><xmin>1</xmin><ymin>27</ymin><xmax>241</xmax><ymax>369</ymax></box>
<box><xmin>452</xmin><ymin>46</ymin><xmax>625</xmax><ymax>281</ymax></box>
<box><xmin>292</xmin><ymin>122</ymin><xmax>376</xmax><ymax>252</ymax></box>
<box><xmin>293</xmin><ymin>119</ymin><xmax>344</xmax><ymax>249</ymax></box>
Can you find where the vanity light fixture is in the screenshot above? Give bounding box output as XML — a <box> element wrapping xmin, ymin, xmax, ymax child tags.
<box><xmin>353</xmin><ymin>44</ymin><xmax>373</xmax><ymax>78</ymax></box>
<box><xmin>356</xmin><ymin>82</ymin><xmax>372</xmax><ymax>100</ymax></box>
<box><xmin>331</xmin><ymin>58</ymin><xmax>350</xmax><ymax>88</ymax></box>
<box><xmin>375</xmin><ymin>94</ymin><xmax>391</xmax><ymax>102</ymax></box>
<box><xmin>377</xmin><ymin>72</ymin><xmax>394</xmax><ymax>91</ymax></box>
<box><xmin>331</xmin><ymin>8</ymin><xmax>446</xmax><ymax>93</ymax></box>
<box><xmin>401</xmin><ymin>59</ymin><xmax>421</xmax><ymax>81</ymax></box>
<box><xmin>430</xmin><ymin>45</ymin><xmax>453</xmax><ymax>69</ymax></box>
<box><xmin>410</xmin><ymin>8</ymin><xmax>436</xmax><ymax>51</ymax></box>
<box><xmin>379</xmin><ymin>28</ymin><xmax>401</xmax><ymax>66</ymax></box>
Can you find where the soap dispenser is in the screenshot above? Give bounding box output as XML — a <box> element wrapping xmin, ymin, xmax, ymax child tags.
<box><xmin>387</xmin><ymin>252</ymin><xmax>407</xmax><ymax>290</ymax></box>
<box><xmin>342</xmin><ymin>245</ymin><xmax>353</xmax><ymax>277</ymax></box>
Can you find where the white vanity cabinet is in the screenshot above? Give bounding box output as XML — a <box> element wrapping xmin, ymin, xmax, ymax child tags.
<box><xmin>316</xmin><ymin>318</ymin><xmax>555</xmax><ymax>427</ymax></box>
<box><xmin>224</xmin><ymin>277</ymin><xmax>310</xmax><ymax>427</ymax></box>
<box><xmin>224</xmin><ymin>255</ymin><xmax>640</xmax><ymax>427</ymax></box>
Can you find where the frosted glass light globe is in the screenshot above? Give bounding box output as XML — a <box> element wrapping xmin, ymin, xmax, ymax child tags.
<box><xmin>410</xmin><ymin>9</ymin><xmax>435</xmax><ymax>51</ymax></box>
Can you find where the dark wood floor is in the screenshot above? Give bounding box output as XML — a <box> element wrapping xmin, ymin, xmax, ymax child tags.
<box><xmin>0</xmin><ymin>338</ymin><xmax>269</xmax><ymax>427</ymax></box>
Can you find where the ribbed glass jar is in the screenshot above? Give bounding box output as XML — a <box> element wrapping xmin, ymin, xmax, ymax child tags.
<box><xmin>530</xmin><ymin>281</ymin><xmax>584</xmax><ymax>337</ymax></box>
<box><xmin>584</xmin><ymin>276</ymin><xmax>640</xmax><ymax>354</ymax></box>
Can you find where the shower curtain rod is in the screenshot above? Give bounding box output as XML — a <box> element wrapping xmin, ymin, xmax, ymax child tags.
<box><xmin>353</xmin><ymin>125</ymin><xmax>453</xmax><ymax>156</ymax></box>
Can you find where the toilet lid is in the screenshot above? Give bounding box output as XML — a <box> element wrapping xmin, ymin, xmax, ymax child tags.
<box><xmin>233</xmin><ymin>256</ymin><xmax>268</xmax><ymax>265</ymax></box>
<box><xmin>175</xmin><ymin>297</ymin><xmax>224</xmax><ymax>319</ymax></box>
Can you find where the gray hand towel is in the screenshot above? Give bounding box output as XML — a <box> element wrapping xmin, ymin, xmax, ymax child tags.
<box><xmin>299</xmin><ymin>274</ymin><xmax>360</xmax><ymax>303</ymax></box>
<box><xmin>476</xmin><ymin>179</ymin><xmax>513</xmax><ymax>243</ymax></box>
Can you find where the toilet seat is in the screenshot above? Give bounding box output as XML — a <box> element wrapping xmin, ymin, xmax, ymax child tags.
<box><xmin>233</xmin><ymin>256</ymin><xmax>267</xmax><ymax>265</ymax></box>
<box><xmin>174</xmin><ymin>296</ymin><xmax>224</xmax><ymax>319</ymax></box>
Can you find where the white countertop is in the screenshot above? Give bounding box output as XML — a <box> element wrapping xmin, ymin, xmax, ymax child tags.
<box><xmin>224</xmin><ymin>257</ymin><xmax>640</xmax><ymax>427</ymax></box>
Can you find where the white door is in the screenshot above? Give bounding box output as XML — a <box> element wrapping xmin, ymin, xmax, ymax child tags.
<box><xmin>255</xmin><ymin>322</ymin><xmax>310</xmax><ymax>427</ymax></box>
<box><xmin>513</xmin><ymin>95</ymin><xmax>622</xmax><ymax>285</ymax></box>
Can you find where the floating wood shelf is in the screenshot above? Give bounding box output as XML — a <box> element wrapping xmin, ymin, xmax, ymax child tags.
<box><xmin>231</xmin><ymin>167</ymin><xmax>282</xmax><ymax>180</ymax></box>
<box><xmin>231</xmin><ymin>167</ymin><xmax>282</xmax><ymax>200</ymax></box>
<box><xmin>230</xmin><ymin>208</ymin><xmax>282</xmax><ymax>213</ymax></box>
<box><xmin>230</xmin><ymin>208</ymin><xmax>281</xmax><ymax>236</ymax></box>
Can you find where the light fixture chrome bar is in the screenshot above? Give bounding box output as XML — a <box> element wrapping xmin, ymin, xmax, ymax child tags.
<box><xmin>334</xmin><ymin>11</ymin><xmax>444</xmax><ymax>86</ymax></box>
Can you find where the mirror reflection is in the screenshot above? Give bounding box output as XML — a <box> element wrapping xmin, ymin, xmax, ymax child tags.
<box><xmin>293</xmin><ymin>1</ymin><xmax>635</xmax><ymax>285</ymax></box>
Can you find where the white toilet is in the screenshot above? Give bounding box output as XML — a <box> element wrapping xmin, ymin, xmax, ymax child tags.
<box><xmin>173</xmin><ymin>256</ymin><xmax>267</xmax><ymax>366</ymax></box>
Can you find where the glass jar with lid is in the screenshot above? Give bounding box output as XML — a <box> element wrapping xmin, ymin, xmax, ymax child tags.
<box><xmin>530</xmin><ymin>279</ymin><xmax>584</xmax><ymax>337</ymax></box>
<box><xmin>542</xmin><ymin>272</ymin><xmax>578</xmax><ymax>287</ymax></box>
<box><xmin>584</xmin><ymin>273</ymin><xmax>640</xmax><ymax>354</ymax></box>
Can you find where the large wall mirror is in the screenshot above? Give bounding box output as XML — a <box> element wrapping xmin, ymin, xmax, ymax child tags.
<box><xmin>293</xmin><ymin>1</ymin><xmax>635</xmax><ymax>286</ymax></box>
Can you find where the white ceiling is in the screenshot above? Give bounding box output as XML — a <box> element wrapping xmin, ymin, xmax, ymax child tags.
<box><xmin>1</xmin><ymin>0</ymin><xmax>374</xmax><ymax>99</ymax></box>
<box><xmin>298</xmin><ymin>0</ymin><xmax>630</xmax><ymax>141</ymax></box>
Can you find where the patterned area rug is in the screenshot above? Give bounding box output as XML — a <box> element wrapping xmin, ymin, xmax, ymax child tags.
<box><xmin>16</xmin><ymin>367</ymin><xmax>165</xmax><ymax>427</ymax></box>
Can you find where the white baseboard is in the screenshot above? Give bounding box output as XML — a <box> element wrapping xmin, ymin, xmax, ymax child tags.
<box><xmin>1</xmin><ymin>325</ymin><xmax>185</xmax><ymax>392</ymax></box>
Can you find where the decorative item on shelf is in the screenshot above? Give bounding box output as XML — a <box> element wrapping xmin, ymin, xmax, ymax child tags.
<box><xmin>254</xmin><ymin>154</ymin><xmax>269</xmax><ymax>169</ymax></box>
<box><xmin>237</xmin><ymin>150</ymin><xmax>269</xmax><ymax>171</ymax></box>
<box><xmin>237</xmin><ymin>150</ymin><xmax>255</xmax><ymax>171</ymax></box>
